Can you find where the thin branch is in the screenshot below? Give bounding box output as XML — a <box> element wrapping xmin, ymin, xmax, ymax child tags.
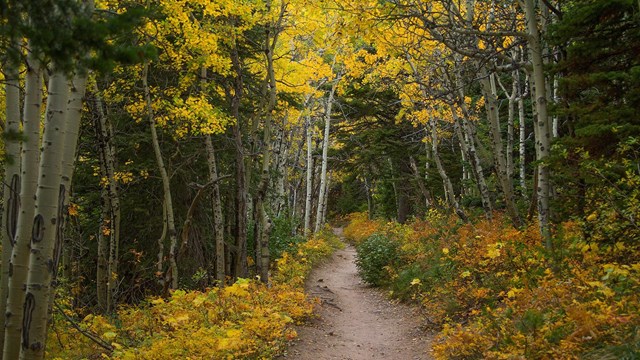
<box><xmin>54</xmin><ymin>301</ymin><xmax>114</xmax><ymax>352</ymax></box>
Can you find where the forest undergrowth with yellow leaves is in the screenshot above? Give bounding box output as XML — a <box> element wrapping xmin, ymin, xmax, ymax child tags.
<box><xmin>48</xmin><ymin>228</ymin><xmax>343</xmax><ymax>359</ymax></box>
<box><xmin>345</xmin><ymin>210</ymin><xmax>640</xmax><ymax>359</ymax></box>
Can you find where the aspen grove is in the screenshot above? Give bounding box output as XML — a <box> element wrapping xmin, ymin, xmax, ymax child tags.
<box><xmin>0</xmin><ymin>0</ymin><xmax>638</xmax><ymax>358</ymax></box>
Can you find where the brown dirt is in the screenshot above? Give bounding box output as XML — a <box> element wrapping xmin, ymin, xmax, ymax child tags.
<box><xmin>280</xmin><ymin>229</ymin><xmax>434</xmax><ymax>360</ymax></box>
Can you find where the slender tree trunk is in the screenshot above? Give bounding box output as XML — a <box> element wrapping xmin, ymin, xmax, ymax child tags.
<box><xmin>205</xmin><ymin>136</ymin><xmax>225</xmax><ymax>285</ymax></box>
<box><xmin>20</xmin><ymin>70</ymin><xmax>70</xmax><ymax>360</ymax></box>
<box><xmin>552</xmin><ymin>77</ymin><xmax>559</xmax><ymax>138</ymax></box>
<box><xmin>93</xmin><ymin>84</ymin><xmax>120</xmax><ymax>311</ymax></box>
<box><xmin>255</xmin><ymin>1</ymin><xmax>284</xmax><ymax>282</ymax></box>
<box><xmin>57</xmin><ymin>72</ymin><xmax>89</xmax><ymax>269</ymax></box>
<box><xmin>452</xmin><ymin>112</ymin><xmax>492</xmax><ymax>218</ymax></box>
<box><xmin>303</xmin><ymin>116</ymin><xmax>314</xmax><ymax>235</ymax></box>
<box><xmin>1</xmin><ymin>50</ymin><xmax>22</xmax><ymax>355</ymax></box>
<box><xmin>3</xmin><ymin>54</ymin><xmax>42</xmax><ymax>360</ymax></box>
<box><xmin>143</xmin><ymin>63</ymin><xmax>178</xmax><ymax>290</ymax></box>
<box><xmin>229</xmin><ymin>39</ymin><xmax>248</xmax><ymax>278</ymax></box>
<box><xmin>496</xmin><ymin>75</ymin><xmax>517</xmax><ymax>181</ymax></box>
<box><xmin>156</xmin><ymin>200</ymin><xmax>167</xmax><ymax>280</ymax></box>
<box><xmin>321</xmin><ymin>173</ymin><xmax>331</xmax><ymax>225</ymax></box>
<box><xmin>517</xmin><ymin>71</ymin><xmax>529</xmax><ymax>195</ymax></box>
<box><xmin>523</xmin><ymin>0</ymin><xmax>552</xmax><ymax>247</ymax></box>
<box><xmin>315</xmin><ymin>74</ymin><xmax>341</xmax><ymax>233</ymax></box>
<box><xmin>479</xmin><ymin>69</ymin><xmax>522</xmax><ymax>226</ymax></box>
<box><xmin>199</xmin><ymin>67</ymin><xmax>225</xmax><ymax>285</ymax></box>
<box><xmin>272</xmin><ymin>125</ymin><xmax>289</xmax><ymax>217</ymax></box>
<box><xmin>96</xmin><ymin>186</ymin><xmax>109</xmax><ymax>311</ymax></box>
<box><xmin>409</xmin><ymin>156</ymin><xmax>433</xmax><ymax>208</ymax></box>
<box><xmin>428</xmin><ymin>120</ymin><xmax>468</xmax><ymax>222</ymax></box>
<box><xmin>364</xmin><ymin>177</ymin><xmax>374</xmax><ymax>217</ymax></box>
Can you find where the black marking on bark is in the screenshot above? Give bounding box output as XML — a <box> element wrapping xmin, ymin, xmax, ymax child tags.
<box><xmin>8</xmin><ymin>262</ymin><xmax>13</xmax><ymax>277</ymax></box>
<box><xmin>7</xmin><ymin>174</ymin><xmax>20</xmax><ymax>245</ymax></box>
<box><xmin>52</xmin><ymin>185</ymin><xmax>66</xmax><ymax>281</ymax></box>
<box><xmin>31</xmin><ymin>214</ymin><xmax>44</xmax><ymax>244</ymax></box>
<box><xmin>22</xmin><ymin>292</ymin><xmax>35</xmax><ymax>350</ymax></box>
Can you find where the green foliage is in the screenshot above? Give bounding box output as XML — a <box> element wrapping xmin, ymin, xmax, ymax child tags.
<box><xmin>269</xmin><ymin>215</ymin><xmax>305</xmax><ymax>261</ymax></box>
<box><xmin>550</xmin><ymin>0</ymin><xmax>640</xmax><ymax>153</ymax></box>
<box><xmin>355</xmin><ymin>233</ymin><xmax>399</xmax><ymax>286</ymax></box>
<box><xmin>0</xmin><ymin>0</ymin><xmax>154</xmax><ymax>73</ymax></box>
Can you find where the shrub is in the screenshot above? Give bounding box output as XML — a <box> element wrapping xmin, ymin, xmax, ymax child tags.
<box><xmin>47</xmin><ymin>226</ymin><xmax>344</xmax><ymax>359</ymax></box>
<box><xmin>343</xmin><ymin>212</ymin><xmax>383</xmax><ymax>244</ymax></box>
<box><xmin>355</xmin><ymin>233</ymin><xmax>399</xmax><ymax>286</ymax></box>
<box><xmin>269</xmin><ymin>215</ymin><xmax>305</xmax><ymax>261</ymax></box>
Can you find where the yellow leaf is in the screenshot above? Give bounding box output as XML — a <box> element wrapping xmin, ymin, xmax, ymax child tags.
<box><xmin>103</xmin><ymin>331</ymin><xmax>117</xmax><ymax>340</ymax></box>
<box><xmin>150</xmin><ymin>297</ymin><xmax>164</xmax><ymax>305</ymax></box>
<box><xmin>68</xmin><ymin>203</ymin><xmax>79</xmax><ymax>217</ymax></box>
<box><xmin>507</xmin><ymin>288</ymin><xmax>522</xmax><ymax>298</ymax></box>
<box><xmin>410</xmin><ymin>278</ymin><xmax>421</xmax><ymax>286</ymax></box>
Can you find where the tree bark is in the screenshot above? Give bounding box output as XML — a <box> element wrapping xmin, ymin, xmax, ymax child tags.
<box><xmin>143</xmin><ymin>63</ymin><xmax>178</xmax><ymax>290</ymax></box>
<box><xmin>452</xmin><ymin>111</ymin><xmax>493</xmax><ymax>218</ymax></box>
<box><xmin>479</xmin><ymin>69</ymin><xmax>522</xmax><ymax>226</ymax></box>
<box><xmin>1</xmin><ymin>49</ymin><xmax>22</xmax><ymax>356</ymax></box>
<box><xmin>3</xmin><ymin>54</ymin><xmax>42</xmax><ymax>360</ymax></box>
<box><xmin>20</xmin><ymin>70</ymin><xmax>70</xmax><ymax>360</ymax></box>
<box><xmin>229</xmin><ymin>38</ymin><xmax>248</xmax><ymax>278</ymax></box>
<box><xmin>303</xmin><ymin>116</ymin><xmax>315</xmax><ymax>235</ymax></box>
<box><xmin>315</xmin><ymin>74</ymin><xmax>341</xmax><ymax>233</ymax></box>
<box><xmin>205</xmin><ymin>136</ymin><xmax>226</xmax><ymax>285</ymax></box>
<box><xmin>523</xmin><ymin>0</ymin><xmax>552</xmax><ymax>248</ymax></box>
<box><xmin>428</xmin><ymin>120</ymin><xmax>468</xmax><ymax>222</ymax></box>
<box><xmin>409</xmin><ymin>156</ymin><xmax>433</xmax><ymax>208</ymax></box>
<box><xmin>93</xmin><ymin>84</ymin><xmax>120</xmax><ymax>312</ymax></box>
<box><xmin>516</xmin><ymin>71</ymin><xmax>529</xmax><ymax>195</ymax></box>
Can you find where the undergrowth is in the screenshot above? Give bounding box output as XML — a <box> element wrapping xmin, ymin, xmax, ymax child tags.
<box><xmin>48</xmin><ymin>227</ymin><xmax>343</xmax><ymax>359</ymax></box>
<box><xmin>346</xmin><ymin>211</ymin><xmax>640</xmax><ymax>359</ymax></box>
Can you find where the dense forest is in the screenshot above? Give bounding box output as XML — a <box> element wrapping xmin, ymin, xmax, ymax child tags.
<box><xmin>0</xmin><ymin>0</ymin><xmax>638</xmax><ymax>358</ymax></box>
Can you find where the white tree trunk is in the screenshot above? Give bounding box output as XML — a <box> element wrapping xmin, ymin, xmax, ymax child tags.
<box><xmin>479</xmin><ymin>69</ymin><xmax>521</xmax><ymax>226</ymax></box>
<box><xmin>303</xmin><ymin>116</ymin><xmax>314</xmax><ymax>235</ymax></box>
<box><xmin>452</xmin><ymin>111</ymin><xmax>493</xmax><ymax>218</ymax></box>
<box><xmin>523</xmin><ymin>0</ymin><xmax>552</xmax><ymax>248</ymax></box>
<box><xmin>428</xmin><ymin>119</ymin><xmax>468</xmax><ymax>222</ymax></box>
<box><xmin>143</xmin><ymin>63</ymin><xmax>178</xmax><ymax>290</ymax></box>
<box><xmin>2</xmin><ymin>54</ymin><xmax>42</xmax><ymax>360</ymax></box>
<box><xmin>517</xmin><ymin>72</ymin><xmax>529</xmax><ymax>195</ymax></box>
<box><xmin>0</xmin><ymin>51</ymin><xmax>23</xmax><ymax>354</ymax></box>
<box><xmin>21</xmin><ymin>70</ymin><xmax>70</xmax><ymax>360</ymax></box>
<box><xmin>315</xmin><ymin>74</ymin><xmax>341</xmax><ymax>233</ymax></box>
<box><xmin>205</xmin><ymin>136</ymin><xmax>225</xmax><ymax>285</ymax></box>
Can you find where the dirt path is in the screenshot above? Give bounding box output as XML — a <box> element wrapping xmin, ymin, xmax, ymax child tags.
<box><xmin>281</xmin><ymin>230</ymin><xmax>434</xmax><ymax>360</ymax></box>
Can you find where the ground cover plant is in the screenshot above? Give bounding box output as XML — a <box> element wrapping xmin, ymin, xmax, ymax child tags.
<box><xmin>48</xmin><ymin>228</ymin><xmax>343</xmax><ymax>359</ymax></box>
<box><xmin>347</xmin><ymin>211</ymin><xmax>640</xmax><ymax>359</ymax></box>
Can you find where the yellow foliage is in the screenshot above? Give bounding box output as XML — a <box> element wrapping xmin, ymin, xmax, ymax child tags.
<box><xmin>342</xmin><ymin>210</ymin><xmax>640</xmax><ymax>359</ymax></box>
<box><xmin>48</xmin><ymin>225</ymin><xmax>343</xmax><ymax>359</ymax></box>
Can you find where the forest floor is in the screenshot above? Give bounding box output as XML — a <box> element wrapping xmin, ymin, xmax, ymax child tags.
<box><xmin>280</xmin><ymin>229</ymin><xmax>434</xmax><ymax>360</ymax></box>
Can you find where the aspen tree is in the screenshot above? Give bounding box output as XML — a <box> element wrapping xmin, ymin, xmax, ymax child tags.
<box><xmin>20</xmin><ymin>70</ymin><xmax>70</xmax><ymax>360</ymax></box>
<box><xmin>522</xmin><ymin>0</ymin><xmax>552</xmax><ymax>248</ymax></box>
<box><xmin>2</xmin><ymin>52</ymin><xmax>42</xmax><ymax>360</ymax></box>
<box><xmin>315</xmin><ymin>73</ymin><xmax>341</xmax><ymax>233</ymax></box>
<box><xmin>93</xmin><ymin>84</ymin><xmax>120</xmax><ymax>311</ymax></box>
<box><xmin>0</xmin><ymin>45</ymin><xmax>22</xmax><ymax>356</ymax></box>
<box><xmin>142</xmin><ymin>62</ymin><xmax>179</xmax><ymax>290</ymax></box>
<box><xmin>303</xmin><ymin>115</ymin><xmax>315</xmax><ymax>234</ymax></box>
